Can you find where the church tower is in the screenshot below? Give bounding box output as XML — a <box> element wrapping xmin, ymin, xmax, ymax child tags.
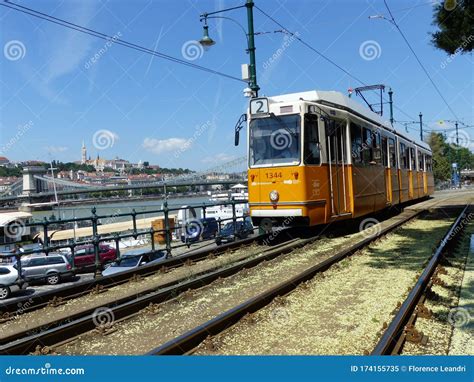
<box><xmin>81</xmin><ymin>140</ymin><xmax>87</xmax><ymax>164</ymax></box>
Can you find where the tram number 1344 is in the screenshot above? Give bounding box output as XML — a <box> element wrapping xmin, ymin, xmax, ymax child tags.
<box><xmin>265</xmin><ymin>171</ymin><xmax>283</xmax><ymax>179</ymax></box>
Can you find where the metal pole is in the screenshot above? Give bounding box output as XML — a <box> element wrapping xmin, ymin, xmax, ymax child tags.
<box><xmin>91</xmin><ymin>207</ymin><xmax>101</xmax><ymax>277</ymax></box>
<box><xmin>455</xmin><ymin>121</ymin><xmax>459</xmax><ymax>146</ymax></box>
<box><xmin>388</xmin><ymin>88</ymin><xmax>394</xmax><ymax>125</ymax></box>
<box><xmin>163</xmin><ymin>200</ymin><xmax>171</xmax><ymax>258</ymax></box>
<box><xmin>246</xmin><ymin>0</ymin><xmax>259</xmax><ymax>96</ymax></box>
<box><xmin>419</xmin><ymin>112</ymin><xmax>423</xmax><ymax>141</ymax></box>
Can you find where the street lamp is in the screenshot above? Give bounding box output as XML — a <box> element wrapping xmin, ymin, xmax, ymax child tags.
<box><xmin>199</xmin><ymin>0</ymin><xmax>260</xmax><ymax>97</ymax></box>
<box><xmin>198</xmin><ymin>22</ymin><xmax>216</xmax><ymax>49</ymax></box>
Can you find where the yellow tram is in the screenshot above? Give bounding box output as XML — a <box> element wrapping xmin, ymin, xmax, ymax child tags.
<box><xmin>241</xmin><ymin>90</ymin><xmax>434</xmax><ymax>227</ymax></box>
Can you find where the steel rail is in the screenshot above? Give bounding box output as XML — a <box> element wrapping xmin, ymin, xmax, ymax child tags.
<box><xmin>371</xmin><ymin>205</ymin><xmax>469</xmax><ymax>355</ymax></box>
<box><xmin>147</xmin><ymin>210</ymin><xmax>422</xmax><ymax>355</ymax></box>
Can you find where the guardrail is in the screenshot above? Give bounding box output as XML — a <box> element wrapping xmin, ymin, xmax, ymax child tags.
<box><xmin>3</xmin><ymin>199</ymin><xmax>251</xmax><ymax>276</ymax></box>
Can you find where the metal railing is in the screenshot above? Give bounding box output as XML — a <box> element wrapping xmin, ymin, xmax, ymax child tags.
<box><xmin>4</xmin><ymin>199</ymin><xmax>250</xmax><ymax>277</ymax></box>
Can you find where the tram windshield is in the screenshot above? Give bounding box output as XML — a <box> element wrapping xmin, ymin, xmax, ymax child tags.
<box><xmin>249</xmin><ymin>114</ymin><xmax>301</xmax><ymax>166</ymax></box>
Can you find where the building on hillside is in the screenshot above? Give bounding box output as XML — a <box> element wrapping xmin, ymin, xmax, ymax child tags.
<box><xmin>0</xmin><ymin>157</ymin><xmax>10</xmax><ymax>167</ymax></box>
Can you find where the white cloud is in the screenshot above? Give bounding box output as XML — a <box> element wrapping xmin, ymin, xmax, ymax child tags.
<box><xmin>45</xmin><ymin>146</ymin><xmax>68</xmax><ymax>153</ymax></box>
<box><xmin>142</xmin><ymin>137</ymin><xmax>191</xmax><ymax>155</ymax></box>
<box><xmin>201</xmin><ymin>153</ymin><xmax>236</xmax><ymax>163</ymax></box>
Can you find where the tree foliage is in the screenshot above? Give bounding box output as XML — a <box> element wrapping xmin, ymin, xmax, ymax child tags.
<box><xmin>431</xmin><ymin>0</ymin><xmax>474</xmax><ymax>54</ymax></box>
<box><xmin>428</xmin><ymin>132</ymin><xmax>474</xmax><ymax>182</ymax></box>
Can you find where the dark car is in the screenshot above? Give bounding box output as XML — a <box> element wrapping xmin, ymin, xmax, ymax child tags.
<box><xmin>181</xmin><ymin>217</ymin><xmax>218</xmax><ymax>244</ymax></box>
<box><xmin>21</xmin><ymin>253</ymin><xmax>75</xmax><ymax>285</ymax></box>
<box><xmin>215</xmin><ymin>218</ymin><xmax>254</xmax><ymax>245</ymax></box>
<box><xmin>72</xmin><ymin>244</ymin><xmax>117</xmax><ymax>270</ymax></box>
<box><xmin>102</xmin><ymin>248</ymin><xmax>166</xmax><ymax>276</ymax></box>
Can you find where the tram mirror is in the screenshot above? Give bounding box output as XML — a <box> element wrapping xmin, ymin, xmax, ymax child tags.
<box><xmin>235</xmin><ymin>130</ymin><xmax>240</xmax><ymax>146</ymax></box>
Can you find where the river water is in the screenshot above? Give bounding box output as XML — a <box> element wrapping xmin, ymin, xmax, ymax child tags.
<box><xmin>31</xmin><ymin>195</ymin><xmax>210</xmax><ymax>223</ymax></box>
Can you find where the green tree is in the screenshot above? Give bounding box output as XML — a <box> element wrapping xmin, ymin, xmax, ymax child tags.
<box><xmin>431</xmin><ymin>0</ymin><xmax>474</xmax><ymax>54</ymax></box>
<box><xmin>428</xmin><ymin>132</ymin><xmax>474</xmax><ymax>182</ymax></box>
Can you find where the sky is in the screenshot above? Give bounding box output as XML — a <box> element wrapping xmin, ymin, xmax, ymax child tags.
<box><xmin>0</xmin><ymin>0</ymin><xmax>473</xmax><ymax>171</ymax></box>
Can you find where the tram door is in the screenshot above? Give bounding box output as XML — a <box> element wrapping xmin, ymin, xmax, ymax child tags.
<box><xmin>326</xmin><ymin>119</ymin><xmax>349</xmax><ymax>217</ymax></box>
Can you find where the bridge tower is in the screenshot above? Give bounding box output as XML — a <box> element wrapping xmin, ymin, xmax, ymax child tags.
<box><xmin>22</xmin><ymin>166</ymin><xmax>47</xmax><ymax>196</ymax></box>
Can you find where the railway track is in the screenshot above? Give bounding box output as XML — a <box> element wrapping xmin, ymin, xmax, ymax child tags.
<box><xmin>372</xmin><ymin>205</ymin><xmax>470</xmax><ymax>355</ymax></box>
<box><xmin>0</xmin><ymin>231</ymin><xmax>276</xmax><ymax>318</ymax></box>
<box><xmin>146</xmin><ymin>209</ymin><xmax>425</xmax><ymax>355</ymax></box>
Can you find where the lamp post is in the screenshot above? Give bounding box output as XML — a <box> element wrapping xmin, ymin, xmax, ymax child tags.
<box><xmin>419</xmin><ymin>112</ymin><xmax>423</xmax><ymax>141</ymax></box>
<box><xmin>199</xmin><ymin>0</ymin><xmax>260</xmax><ymax>97</ymax></box>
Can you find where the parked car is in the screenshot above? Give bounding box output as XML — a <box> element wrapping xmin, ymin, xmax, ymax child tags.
<box><xmin>102</xmin><ymin>248</ymin><xmax>166</xmax><ymax>277</ymax></box>
<box><xmin>21</xmin><ymin>253</ymin><xmax>75</xmax><ymax>285</ymax></box>
<box><xmin>181</xmin><ymin>218</ymin><xmax>218</xmax><ymax>244</ymax></box>
<box><xmin>215</xmin><ymin>218</ymin><xmax>254</xmax><ymax>245</ymax></box>
<box><xmin>72</xmin><ymin>244</ymin><xmax>117</xmax><ymax>270</ymax></box>
<box><xmin>19</xmin><ymin>242</ymin><xmax>43</xmax><ymax>253</ymax></box>
<box><xmin>0</xmin><ymin>254</ymin><xmax>26</xmax><ymax>300</ymax></box>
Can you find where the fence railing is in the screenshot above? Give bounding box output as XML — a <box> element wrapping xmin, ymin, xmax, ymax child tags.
<box><xmin>4</xmin><ymin>199</ymin><xmax>250</xmax><ymax>276</ymax></box>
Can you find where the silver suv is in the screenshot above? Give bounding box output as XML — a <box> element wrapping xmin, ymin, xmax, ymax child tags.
<box><xmin>0</xmin><ymin>263</ymin><xmax>25</xmax><ymax>300</ymax></box>
<box><xmin>21</xmin><ymin>253</ymin><xmax>75</xmax><ymax>285</ymax></box>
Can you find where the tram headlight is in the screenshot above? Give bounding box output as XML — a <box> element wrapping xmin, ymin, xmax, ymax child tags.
<box><xmin>269</xmin><ymin>190</ymin><xmax>279</xmax><ymax>203</ymax></box>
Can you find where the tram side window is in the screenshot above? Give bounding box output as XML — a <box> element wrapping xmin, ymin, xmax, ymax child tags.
<box><xmin>373</xmin><ymin>131</ymin><xmax>382</xmax><ymax>165</ymax></box>
<box><xmin>350</xmin><ymin>123</ymin><xmax>363</xmax><ymax>164</ymax></box>
<box><xmin>425</xmin><ymin>155</ymin><xmax>433</xmax><ymax>172</ymax></box>
<box><xmin>418</xmin><ymin>150</ymin><xmax>424</xmax><ymax>171</ymax></box>
<box><xmin>410</xmin><ymin>147</ymin><xmax>416</xmax><ymax>170</ymax></box>
<box><xmin>362</xmin><ymin>128</ymin><xmax>373</xmax><ymax>164</ymax></box>
<box><xmin>400</xmin><ymin>143</ymin><xmax>408</xmax><ymax>169</ymax></box>
<box><xmin>382</xmin><ymin>136</ymin><xmax>388</xmax><ymax>167</ymax></box>
<box><xmin>303</xmin><ymin>114</ymin><xmax>321</xmax><ymax>165</ymax></box>
<box><xmin>389</xmin><ymin>138</ymin><xmax>397</xmax><ymax>168</ymax></box>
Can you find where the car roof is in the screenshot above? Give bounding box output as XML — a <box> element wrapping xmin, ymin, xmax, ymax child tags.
<box><xmin>21</xmin><ymin>252</ymin><xmax>64</xmax><ymax>260</ymax></box>
<box><xmin>122</xmin><ymin>248</ymin><xmax>150</xmax><ymax>257</ymax></box>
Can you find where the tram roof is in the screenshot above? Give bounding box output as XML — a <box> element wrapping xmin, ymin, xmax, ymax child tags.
<box><xmin>267</xmin><ymin>90</ymin><xmax>431</xmax><ymax>151</ymax></box>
